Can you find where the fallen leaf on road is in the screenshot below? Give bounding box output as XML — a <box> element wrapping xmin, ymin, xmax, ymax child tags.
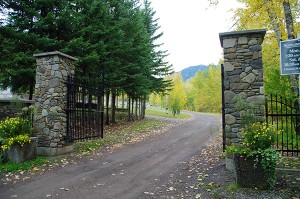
<box><xmin>32</xmin><ymin>167</ymin><xmax>39</xmax><ymax>172</ymax></box>
<box><xmin>22</xmin><ymin>176</ymin><xmax>30</xmax><ymax>181</ymax></box>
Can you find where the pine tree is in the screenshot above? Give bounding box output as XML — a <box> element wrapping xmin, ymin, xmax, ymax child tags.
<box><xmin>0</xmin><ymin>0</ymin><xmax>73</xmax><ymax>99</ymax></box>
<box><xmin>141</xmin><ymin>0</ymin><xmax>173</xmax><ymax>94</ymax></box>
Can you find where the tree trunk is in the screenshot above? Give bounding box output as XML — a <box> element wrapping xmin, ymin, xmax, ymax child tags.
<box><xmin>282</xmin><ymin>0</ymin><xmax>298</xmax><ymax>97</ymax></box>
<box><xmin>97</xmin><ymin>89</ymin><xmax>103</xmax><ymax>138</ymax></box>
<box><xmin>139</xmin><ymin>98</ymin><xmax>142</xmax><ymax>119</ymax></box>
<box><xmin>283</xmin><ymin>1</ymin><xmax>295</xmax><ymax>40</ymax></box>
<box><xmin>116</xmin><ymin>93</ymin><xmax>118</xmax><ymax>109</ymax></box>
<box><xmin>131</xmin><ymin>98</ymin><xmax>134</xmax><ymax>121</ymax></box>
<box><xmin>135</xmin><ymin>99</ymin><xmax>138</xmax><ymax>120</ymax></box>
<box><xmin>122</xmin><ymin>92</ymin><xmax>125</xmax><ymax>109</ymax></box>
<box><xmin>264</xmin><ymin>0</ymin><xmax>298</xmax><ymax>97</ymax></box>
<box><xmin>128</xmin><ymin>96</ymin><xmax>131</xmax><ymax>121</ymax></box>
<box><xmin>29</xmin><ymin>84</ymin><xmax>34</xmax><ymax>100</ymax></box>
<box><xmin>105</xmin><ymin>90</ymin><xmax>110</xmax><ymax>125</ymax></box>
<box><xmin>111</xmin><ymin>90</ymin><xmax>116</xmax><ymax>124</ymax></box>
<box><xmin>142</xmin><ymin>96</ymin><xmax>146</xmax><ymax>119</ymax></box>
<box><xmin>264</xmin><ymin>0</ymin><xmax>282</xmax><ymax>46</ymax></box>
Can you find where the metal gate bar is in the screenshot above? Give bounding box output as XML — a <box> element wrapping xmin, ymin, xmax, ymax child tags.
<box><xmin>66</xmin><ymin>75</ymin><xmax>104</xmax><ymax>142</ymax></box>
<box><xmin>265</xmin><ymin>94</ymin><xmax>300</xmax><ymax>156</ymax></box>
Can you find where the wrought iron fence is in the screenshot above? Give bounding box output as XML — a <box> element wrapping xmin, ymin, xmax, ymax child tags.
<box><xmin>265</xmin><ymin>94</ymin><xmax>300</xmax><ymax>156</ymax></box>
<box><xmin>66</xmin><ymin>76</ymin><xmax>104</xmax><ymax>142</ymax></box>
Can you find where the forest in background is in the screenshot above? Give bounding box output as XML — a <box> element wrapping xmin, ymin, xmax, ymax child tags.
<box><xmin>149</xmin><ymin>64</ymin><xmax>221</xmax><ymax>115</ymax></box>
<box><xmin>0</xmin><ymin>0</ymin><xmax>300</xmax><ymax>118</ymax></box>
<box><xmin>151</xmin><ymin>0</ymin><xmax>300</xmax><ymax>115</ymax></box>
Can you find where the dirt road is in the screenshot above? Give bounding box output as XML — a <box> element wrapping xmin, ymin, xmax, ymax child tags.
<box><xmin>0</xmin><ymin>112</ymin><xmax>220</xmax><ymax>199</ymax></box>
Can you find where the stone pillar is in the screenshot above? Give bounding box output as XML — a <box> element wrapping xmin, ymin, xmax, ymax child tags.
<box><xmin>33</xmin><ymin>51</ymin><xmax>77</xmax><ymax>156</ymax></box>
<box><xmin>219</xmin><ymin>29</ymin><xmax>266</xmax><ymax>146</ymax></box>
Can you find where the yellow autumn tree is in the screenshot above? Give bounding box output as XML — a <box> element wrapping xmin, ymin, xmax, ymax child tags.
<box><xmin>190</xmin><ymin>65</ymin><xmax>221</xmax><ymax>113</ymax></box>
<box><xmin>168</xmin><ymin>73</ymin><xmax>187</xmax><ymax>115</ymax></box>
<box><xmin>232</xmin><ymin>0</ymin><xmax>300</xmax><ymax>97</ymax></box>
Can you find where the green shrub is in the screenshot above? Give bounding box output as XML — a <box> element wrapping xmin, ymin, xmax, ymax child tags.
<box><xmin>0</xmin><ymin>117</ymin><xmax>32</xmax><ymax>152</ymax></box>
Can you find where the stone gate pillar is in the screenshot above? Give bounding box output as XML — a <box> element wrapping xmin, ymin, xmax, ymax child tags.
<box><xmin>219</xmin><ymin>29</ymin><xmax>266</xmax><ymax>146</ymax></box>
<box><xmin>33</xmin><ymin>51</ymin><xmax>77</xmax><ymax>156</ymax></box>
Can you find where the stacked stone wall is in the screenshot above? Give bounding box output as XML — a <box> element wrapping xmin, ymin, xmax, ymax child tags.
<box><xmin>0</xmin><ymin>99</ymin><xmax>33</xmax><ymax>120</ymax></box>
<box><xmin>34</xmin><ymin>51</ymin><xmax>77</xmax><ymax>155</ymax></box>
<box><xmin>219</xmin><ymin>29</ymin><xmax>266</xmax><ymax>146</ymax></box>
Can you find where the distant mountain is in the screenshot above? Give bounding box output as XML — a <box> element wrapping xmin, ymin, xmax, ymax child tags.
<box><xmin>180</xmin><ymin>65</ymin><xmax>208</xmax><ymax>81</ymax></box>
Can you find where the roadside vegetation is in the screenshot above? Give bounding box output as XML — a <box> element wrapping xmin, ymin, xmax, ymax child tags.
<box><xmin>1</xmin><ymin>111</ymin><xmax>186</xmax><ymax>175</ymax></box>
<box><xmin>145</xmin><ymin>106</ymin><xmax>191</xmax><ymax>119</ymax></box>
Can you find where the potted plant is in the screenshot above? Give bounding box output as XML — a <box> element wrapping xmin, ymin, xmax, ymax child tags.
<box><xmin>0</xmin><ymin>117</ymin><xmax>37</xmax><ymax>163</ymax></box>
<box><xmin>231</xmin><ymin>122</ymin><xmax>281</xmax><ymax>189</ymax></box>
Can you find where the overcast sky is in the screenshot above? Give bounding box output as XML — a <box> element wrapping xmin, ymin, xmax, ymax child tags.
<box><xmin>150</xmin><ymin>0</ymin><xmax>243</xmax><ymax>72</ymax></box>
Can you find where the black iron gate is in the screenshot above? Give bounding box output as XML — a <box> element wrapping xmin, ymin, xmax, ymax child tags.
<box><xmin>66</xmin><ymin>75</ymin><xmax>104</xmax><ymax>142</ymax></box>
<box><xmin>265</xmin><ymin>94</ymin><xmax>300</xmax><ymax>156</ymax></box>
<box><xmin>221</xmin><ymin>64</ymin><xmax>226</xmax><ymax>151</ymax></box>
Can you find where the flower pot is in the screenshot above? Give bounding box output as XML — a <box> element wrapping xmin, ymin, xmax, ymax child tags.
<box><xmin>233</xmin><ymin>153</ymin><xmax>274</xmax><ymax>189</ymax></box>
<box><xmin>6</xmin><ymin>137</ymin><xmax>37</xmax><ymax>163</ymax></box>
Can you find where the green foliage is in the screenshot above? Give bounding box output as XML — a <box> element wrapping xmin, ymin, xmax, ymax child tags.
<box><xmin>225</xmin><ymin>182</ymin><xmax>240</xmax><ymax>192</ymax></box>
<box><xmin>0</xmin><ymin>117</ymin><xmax>31</xmax><ymax>139</ymax></box>
<box><xmin>225</xmin><ymin>145</ymin><xmax>240</xmax><ymax>158</ymax></box>
<box><xmin>250</xmin><ymin>148</ymin><xmax>281</xmax><ymax>187</ymax></box>
<box><xmin>0</xmin><ymin>0</ymin><xmax>172</xmax><ymax>106</ymax></box>
<box><xmin>0</xmin><ymin>156</ymin><xmax>48</xmax><ymax>174</ymax></box>
<box><xmin>232</xmin><ymin>0</ymin><xmax>300</xmax><ymax>96</ymax></box>
<box><xmin>168</xmin><ymin>73</ymin><xmax>186</xmax><ymax>116</ymax></box>
<box><xmin>145</xmin><ymin>106</ymin><xmax>191</xmax><ymax>119</ymax></box>
<box><xmin>74</xmin><ymin>119</ymin><xmax>165</xmax><ymax>154</ymax></box>
<box><xmin>189</xmin><ymin>65</ymin><xmax>221</xmax><ymax>113</ymax></box>
<box><xmin>1</xmin><ymin>134</ymin><xmax>31</xmax><ymax>151</ymax></box>
<box><xmin>242</xmin><ymin>122</ymin><xmax>279</xmax><ymax>150</ymax></box>
<box><xmin>0</xmin><ymin>117</ymin><xmax>32</xmax><ymax>152</ymax></box>
<box><xmin>230</xmin><ymin>122</ymin><xmax>282</xmax><ymax>188</ymax></box>
<box><xmin>233</xmin><ymin>96</ymin><xmax>258</xmax><ymax>128</ymax></box>
<box><xmin>148</xmin><ymin>64</ymin><xmax>221</xmax><ymax>114</ymax></box>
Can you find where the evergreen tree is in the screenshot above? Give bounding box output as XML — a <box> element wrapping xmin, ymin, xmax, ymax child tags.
<box><xmin>141</xmin><ymin>0</ymin><xmax>173</xmax><ymax>94</ymax></box>
<box><xmin>0</xmin><ymin>0</ymin><xmax>73</xmax><ymax>99</ymax></box>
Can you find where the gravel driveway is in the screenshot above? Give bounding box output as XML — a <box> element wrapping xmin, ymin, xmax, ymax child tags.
<box><xmin>0</xmin><ymin>112</ymin><xmax>220</xmax><ymax>199</ymax></box>
<box><xmin>2</xmin><ymin>111</ymin><xmax>299</xmax><ymax>199</ymax></box>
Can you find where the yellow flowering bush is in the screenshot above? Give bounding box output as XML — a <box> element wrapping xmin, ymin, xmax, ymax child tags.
<box><xmin>0</xmin><ymin>117</ymin><xmax>32</xmax><ymax>151</ymax></box>
<box><xmin>1</xmin><ymin>135</ymin><xmax>31</xmax><ymax>151</ymax></box>
<box><xmin>242</xmin><ymin>122</ymin><xmax>280</xmax><ymax>150</ymax></box>
<box><xmin>230</xmin><ymin>122</ymin><xmax>282</xmax><ymax>188</ymax></box>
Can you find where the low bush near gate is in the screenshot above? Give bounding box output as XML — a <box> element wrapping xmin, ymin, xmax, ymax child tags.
<box><xmin>242</xmin><ymin>122</ymin><xmax>278</xmax><ymax>150</ymax></box>
<box><xmin>0</xmin><ymin>117</ymin><xmax>32</xmax><ymax>163</ymax></box>
<box><xmin>230</xmin><ymin>122</ymin><xmax>282</xmax><ymax>188</ymax></box>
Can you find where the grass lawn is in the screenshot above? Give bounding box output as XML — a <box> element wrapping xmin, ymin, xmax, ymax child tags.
<box><xmin>145</xmin><ymin>106</ymin><xmax>191</xmax><ymax>119</ymax></box>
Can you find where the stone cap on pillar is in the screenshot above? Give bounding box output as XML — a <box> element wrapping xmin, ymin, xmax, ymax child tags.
<box><xmin>219</xmin><ymin>29</ymin><xmax>266</xmax><ymax>47</ymax></box>
<box><xmin>33</xmin><ymin>51</ymin><xmax>78</xmax><ymax>61</ymax></box>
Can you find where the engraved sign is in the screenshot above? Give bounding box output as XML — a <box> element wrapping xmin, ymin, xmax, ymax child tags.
<box><xmin>280</xmin><ymin>39</ymin><xmax>300</xmax><ymax>75</ymax></box>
